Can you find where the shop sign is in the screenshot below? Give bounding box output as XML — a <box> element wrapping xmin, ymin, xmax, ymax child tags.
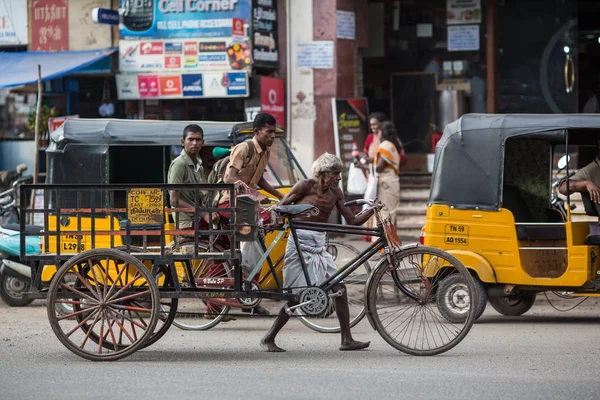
<box><xmin>296</xmin><ymin>41</ymin><xmax>334</xmax><ymax>69</ymax></box>
<box><xmin>119</xmin><ymin>38</ymin><xmax>252</xmax><ymax>72</ymax></box>
<box><xmin>336</xmin><ymin>10</ymin><xmax>355</xmax><ymax>40</ymax></box>
<box><xmin>31</xmin><ymin>0</ymin><xmax>69</xmax><ymax>51</ymax></box>
<box><xmin>119</xmin><ymin>0</ymin><xmax>252</xmax><ymax>40</ymax></box>
<box><xmin>0</xmin><ymin>0</ymin><xmax>28</xmax><ymax>46</ymax></box>
<box><xmin>182</xmin><ymin>74</ymin><xmax>204</xmax><ymax>96</ymax></box>
<box><xmin>260</xmin><ymin>77</ymin><xmax>284</xmax><ymax>127</ymax></box>
<box><xmin>252</xmin><ymin>0</ymin><xmax>278</xmax><ymax>68</ymax></box>
<box><xmin>115</xmin><ymin>74</ymin><xmax>140</xmax><ymax>98</ymax></box>
<box><xmin>116</xmin><ymin>71</ymin><xmax>249</xmax><ymax>99</ymax></box>
<box><xmin>331</xmin><ymin>98</ymin><xmax>369</xmax><ymax>190</ymax></box>
<box><xmin>138</xmin><ymin>75</ymin><xmax>160</xmax><ymax>97</ymax></box>
<box><xmin>159</xmin><ymin>75</ymin><xmax>182</xmax><ymax>96</ymax></box>
<box><xmin>447</xmin><ymin>25</ymin><xmax>480</xmax><ymax>51</ymax></box>
<box><xmin>447</xmin><ymin>0</ymin><xmax>482</xmax><ymax>25</ymax></box>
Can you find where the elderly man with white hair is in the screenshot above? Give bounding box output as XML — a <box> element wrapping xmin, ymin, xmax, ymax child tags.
<box><xmin>260</xmin><ymin>153</ymin><xmax>375</xmax><ymax>352</ymax></box>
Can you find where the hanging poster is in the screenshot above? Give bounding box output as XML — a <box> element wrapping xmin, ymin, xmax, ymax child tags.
<box><xmin>331</xmin><ymin>98</ymin><xmax>369</xmax><ymax>191</ymax></box>
<box><xmin>446</xmin><ymin>0</ymin><xmax>482</xmax><ymax>25</ymax></box>
<box><xmin>447</xmin><ymin>25</ymin><xmax>480</xmax><ymax>51</ymax></box>
<box><xmin>296</xmin><ymin>41</ymin><xmax>334</xmax><ymax>69</ymax></box>
<box><xmin>252</xmin><ymin>0</ymin><xmax>279</xmax><ymax>68</ymax></box>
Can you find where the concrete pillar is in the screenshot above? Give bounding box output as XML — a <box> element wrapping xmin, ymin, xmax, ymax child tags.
<box><xmin>284</xmin><ymin>0</ymin><xmax>367</xmax><ymax>176</ymax></box>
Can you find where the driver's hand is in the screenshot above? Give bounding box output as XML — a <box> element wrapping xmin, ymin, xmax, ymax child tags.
<box><xmin>586</xmin><ymin>181</ymin><xmax>600</xmax><ymax>203</ymax></box>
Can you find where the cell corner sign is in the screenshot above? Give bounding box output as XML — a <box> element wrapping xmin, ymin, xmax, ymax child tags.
<box><xmin>119</xmin><ymin>0</ymin><xmax>252</xmax><ymax>40</ymax></box>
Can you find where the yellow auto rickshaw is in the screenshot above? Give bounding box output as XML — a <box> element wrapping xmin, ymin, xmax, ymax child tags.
<box><xmin>422</xmin><ymin>113</ymin><xmax>600</xmax><ymax>321</ymax></box>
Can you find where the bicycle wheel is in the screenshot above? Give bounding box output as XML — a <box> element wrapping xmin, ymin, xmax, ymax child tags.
<box><xmin>172</xmin><ymin>243</ymin><xmax>234</xmax><ymax>331</ymax></box>
<box><xmin>366</xmin><ymin>246</ymin><xmax>475</xmax><ymax>356</ymax></box>
<box><xmin>47</xmin><ymin>249</ymin><xmax>159</xmax><ymax>361</ymax></box>
<box><xmin>298</xmin><ymin>241</ymin><xmax>371</xmax><ymax>333</ymax></box>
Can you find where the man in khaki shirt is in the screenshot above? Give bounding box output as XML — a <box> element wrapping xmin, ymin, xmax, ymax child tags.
<box><xmin>220</xmin><ymin>112</ymin><xmax>284</xmax><ymax>205</ymax></box>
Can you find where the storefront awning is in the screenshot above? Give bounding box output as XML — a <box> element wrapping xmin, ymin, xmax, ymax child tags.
<box><xmin>0</xmin><ymin>48</ymin><xmax>117</xmax><ymax>89</ymax></box>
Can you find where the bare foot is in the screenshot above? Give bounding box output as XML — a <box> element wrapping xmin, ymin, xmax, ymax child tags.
<box><xmin>260</xmin><ymin>339</ymin><xmax>286</xmax><ymax>352</ymax></box>
<box><xmin>339</xmin><ymin>340</ymin><xmax>370</xmax><ymax>351</ymax></box>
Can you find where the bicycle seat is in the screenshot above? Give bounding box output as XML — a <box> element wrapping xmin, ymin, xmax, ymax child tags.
<box><xmin>273</xmin><ymin>204</ymin><xmax>317</xmax><ymax>217</ymax></box>
<box><xmin>1</xmin><ymin>223</ymin><xmax>43</xmax><ymax>234</ymax></box>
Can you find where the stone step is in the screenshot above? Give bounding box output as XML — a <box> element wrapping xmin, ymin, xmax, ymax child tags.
<box><xmin>396</xmin><ymin>206</ymin><xmax>427</xmax><ymax>215</ymax></box>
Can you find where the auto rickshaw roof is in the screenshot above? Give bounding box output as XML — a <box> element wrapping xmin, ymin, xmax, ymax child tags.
<box><xmin>48</xmin><ymin>118</ymin><xmax>285</xmax><ymax>151</ymax></box>
<box><xmin>430</xmin><ymin>113</ymin><xmax>600</xmax><ymax>210</ymax></box>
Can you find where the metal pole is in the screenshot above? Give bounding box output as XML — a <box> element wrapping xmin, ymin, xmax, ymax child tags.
<box><xmin>33</xmin><ymin>64</ymin><xmax>42</xmax><ymax>184</ymax></box>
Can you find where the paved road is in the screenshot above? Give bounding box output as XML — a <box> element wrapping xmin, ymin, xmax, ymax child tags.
<box><xmin>1</xmin><ymin>297</ymin><xmax>599</xmax><ymax>400</ymax></box>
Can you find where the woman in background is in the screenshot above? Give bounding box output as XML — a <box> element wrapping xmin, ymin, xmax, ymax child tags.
<box><xmin>374</xmin><ymin>121</ymin><xmax>405</xmax><ymax>230</ymax></box>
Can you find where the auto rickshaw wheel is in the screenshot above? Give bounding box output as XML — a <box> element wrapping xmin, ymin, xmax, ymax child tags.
<box><xmin>47</xmin><ymin>249</ymin><xmax>159</xmax><ymax>361</ymax></box>
<box><xmin>436</xmin><ymin>274</ymin><xmax>487</xmax><ymax>323</ymax></box>
<box><xmin>488</xmin><ymin>292</ymin><xmax>536</xmax><ymax>316</ymax></box>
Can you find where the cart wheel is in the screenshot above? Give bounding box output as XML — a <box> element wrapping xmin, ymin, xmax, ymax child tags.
<box><xmin>366</xmin><ymin>246</ymin><xmax>476</xmax><ymax>356</ymax></box>
<box><xmin>298</xmin><ymin>241</ymin><xmax>371</xmax><ymax>333</ymax></box>
<box><xmin>47</xmin><ymin>249</ymin><xmax>159</xmax><ymax>361</ymax></box>
<box><xmin>488</xmin><ymin>292</ymin><xmax>536</xmax><ymax>316</ymax></box>
<box><xmin>172</xmin><ymin>243</ymin><xmax>234</xmax><ymax>331</ymax></box>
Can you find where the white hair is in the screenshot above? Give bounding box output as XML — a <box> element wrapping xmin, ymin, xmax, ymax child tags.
<box><xmin>312</xmin><ymin>153</ymin><xmax>343</xmax><ymax>178</ymax></box>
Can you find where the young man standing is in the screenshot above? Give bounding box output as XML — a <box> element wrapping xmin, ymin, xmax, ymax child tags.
<box><xmin>260</xmin><ymin>153</ymin><xmax>374</xmax><ymax>352</ymax></box>
<box><xmin>168</xmin><ymin>124</ymin><xmax>216</xmax><ymax>228</ymax></box>
<box><xmin>219</xmin><ymin>112</ymin><xmax>284</xmax><ymax>316</ymax></box>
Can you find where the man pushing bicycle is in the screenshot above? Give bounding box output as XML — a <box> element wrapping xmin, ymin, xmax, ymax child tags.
<box><xmin>261</xmin><ymin>153</ymin><xmax>375</xmax><ymax>352</ymax></box>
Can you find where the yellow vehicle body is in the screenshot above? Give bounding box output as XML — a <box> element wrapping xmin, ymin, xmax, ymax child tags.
<box><xmin>423</xmin><ymin>205</ymin><xmax>599</xmax><ymax>288</ymax></box>
<box><xmin>39</xmin><ymin>119</ymin><xmax>304</xmax><ymax>288</ymax></box>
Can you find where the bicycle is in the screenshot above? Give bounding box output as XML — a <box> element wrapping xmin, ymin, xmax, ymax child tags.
<box><xmin>170</xmin><ymin>202</ymin><xmax>372</xmax><ymax>333</ymax></box>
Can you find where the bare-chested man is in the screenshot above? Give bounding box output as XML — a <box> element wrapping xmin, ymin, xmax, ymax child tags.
<box><xmin>260</xmin><ymin>153</ymin><xmax>375</xmax><ymax>352</ymax></box>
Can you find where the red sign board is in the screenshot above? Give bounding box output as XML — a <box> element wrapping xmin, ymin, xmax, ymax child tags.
<box><xmin>140</xmin><ymin>42</ymin><xmax>163</xmax><ymax>55</ymax></box>
<box><xmin>30</xmin><ymin>0</ymin><xmax>69</xmax><ymax>51</ymax></box>
<box><xmin>232</xmin><ymin>18</ymin><xmax>245</xmax><ymax>36</ymax></box>
<box><xmin>159</xmin><ymin>75</ymin><xmax>182</xmax><ymax>96</ymax></box>
<box><xmin>138</xmin><ymin>75</ymin><xmax>159</xmax><ymax>98</ymax></box>
<box><xmin>260</xmin><ymin>77</ymin><xmax>285</xmax><ymax>127</ymax></box>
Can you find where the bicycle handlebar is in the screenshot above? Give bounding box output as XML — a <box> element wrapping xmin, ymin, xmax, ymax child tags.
<box><xmin>344</xmin><ymin>199</ymin><xmax>380</xmax><ymax>208</ymax></box>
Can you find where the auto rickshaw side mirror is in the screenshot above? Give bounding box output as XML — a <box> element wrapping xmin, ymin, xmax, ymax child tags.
<box><xmin>557</xmin><ymin>155</ymin><xmax>570</xmax><ymax>171</ymax></box>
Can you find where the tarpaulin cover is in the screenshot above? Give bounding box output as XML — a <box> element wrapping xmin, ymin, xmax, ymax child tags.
<box><xmin>0</xmin><ymin>48</ymin><xmax>116</xmax><ymax>89</ymax></box>
<box><xmin>429</xmin><ymin>113</ymin><xmax>600</xmax><ymax>210</ymax></box>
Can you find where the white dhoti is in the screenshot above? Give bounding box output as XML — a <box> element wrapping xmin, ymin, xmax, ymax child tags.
<box><xmin>283</xmin><ymin>230</ymin><xmax>338</xmax><ymax>292</ymax></box>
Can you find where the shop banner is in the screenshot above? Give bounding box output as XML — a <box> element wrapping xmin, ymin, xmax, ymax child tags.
<box><xmin>0</xmin><ymin>0</ymin><xmax>28</xmax><ymax>46</ymax></box>
<box><xmin>446</xmin><ymin>0</ymin><xmax>481</xmax><ymax>25</ymax></box>
<box><xmin>252</xmin><ymin>0</ymin><xmax>278</xmax><ymax>68</ymax></box>
<box><xmin>31</xmin><ymin>0</ymin><xmax>69</xmax><ymax>51</ymax></box>
<box><xmin>119</xmin><ymin>37</ymin><xmax>252</xmax><ymax>72</ymax></box>
<box><xmin>331</xmin><ymin>98</ymin><xmax>369</xmax><ymax>191</ymax></box>
<box><xmin>120</xmin><ymin>0</ymin><xmax>251</xmax><ymax>39</ymax></box>
<box><xmin>116</xmin><ymin>71</ymin><xmax>249</xmax><ymax>100</ymax></box>
<box><xmin>260</xmin><ymin>77</ymin><xmax>284</xmax><ymax>127</ymax></box>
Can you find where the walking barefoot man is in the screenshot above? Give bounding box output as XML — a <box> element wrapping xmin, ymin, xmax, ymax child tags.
<box><xmin>261</xmin><ymin>153</ymin><xmax>375</xmax><ymax>352</ymax></box>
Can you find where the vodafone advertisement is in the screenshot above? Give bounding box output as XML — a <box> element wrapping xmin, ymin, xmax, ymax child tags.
<box><xmin>260</xmin><ymin>77</ymin><xmax>284</xmax><ymax>127</ymax></box>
